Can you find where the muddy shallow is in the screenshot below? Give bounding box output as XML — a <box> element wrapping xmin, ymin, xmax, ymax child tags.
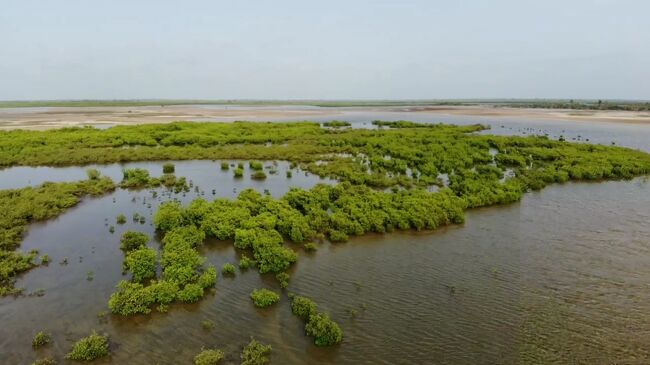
<box><xmin>1</xmin><ymin>117</ymin><xmax>650</xmax><ymax>364</ymax></box>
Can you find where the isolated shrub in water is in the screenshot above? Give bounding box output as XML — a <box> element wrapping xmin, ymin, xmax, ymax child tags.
<box><xmin>275</xmin><ymin>272</ymin><xmax>290</xmax><ymax>289</ymax></box>
<box><xmin>234</xmin><ymin>168</ymin><xmax>244</xmax><ymax>178</ymax></box>
<box><xmin>163</xmin><ymin>162</ymin><xmax>175</xmax><ymax>174</ymax></box>
<box><xmin>240</xmin><ymin>338</ymin><xmax>272</xmax><ymax>365</ymax></box>
<box><xmin>32</xmin><ymin>331</ymin><xmax>51</xmax><ymax>348</ymax></box>
<box><xmin>290</xmin><ymin>295</ymin><xmax>317</xmax><ymax>320</ymax></box>
<box><xmin>250</xmin><ymin>288</ymin><xmax>280</xmax><ymax>308</ymax></box>
<box><xmin>220</xmin><ymin>162</ymin><xmax>229</xmax><ymax>170</ymax></box>
<box><xmin>194</xmin><ymin>348</ymin><xmax>225</xmax><ymax>365</ymax></box>
<box><xmin>65</xmin><ymin>331</ymin><xmax>109</xmax><ymax>361</ymax></box>
<box><xmin>305</xmin><ymin>313</ymin><xmax>343</xmax><ymax>346</ymax></box>
<box><xmin>124</xmin><ymin>247</ymin><xmax>157</xmax><ymax>282</ymax></box>
<box><xmin>251</xmin><ymin>171</ymin><xmax>267</xmax><ymax>180</ymax></box>
<box><xmin>116</xmin><ymin>214</ymin><xmax>127</xmax><ymax>224</ymax></box>
<box><xmin>86</xmin><ymin>168</ymin><xmax>101</xmax><ymax>180</ymax></box>
<box><xmin>120</xmin><ymin>231</ymin><xmax>149</xmax><ymax>252</ymax></box>
<box><xmin>221</xmin><ymin>263</ymin><xmax>236</xmax><ymax>276</ymax></box>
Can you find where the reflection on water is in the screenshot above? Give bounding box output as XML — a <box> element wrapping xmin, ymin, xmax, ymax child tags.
<box><xmin>1</xmin><ymin>114</ymin><xmax>650</xmax><ymax>364</ymax></box>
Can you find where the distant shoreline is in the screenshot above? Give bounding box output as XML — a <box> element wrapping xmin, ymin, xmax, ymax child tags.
<box><xmin>0</xmin><ymin>104</ymin><xmax>649</xmax><ymax>130</ymax></box>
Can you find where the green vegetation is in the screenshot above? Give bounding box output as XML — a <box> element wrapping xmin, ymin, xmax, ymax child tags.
<box><xmin>119</xmin><ymin>231</ymin><xmax>149</xmax><ymax>252</ymax></box>
<box><xmin>234</xmin><ymin>168</ymin><xmax>244</xmax><ymax>178</ymax></box>
<box><xmin>124</xmin><ymin>247</ymin><xmax>157</xmax><ymax>282</ymax></box>
<box><xmin>250</xmin><ymin>288</ymin><xmax>280</xmax><ymax>308</ymax></box>
<box><xmin>239</xmin><ymin>254</ymin><xmax>255</xmax><ymax>270</ymax></box>
<box><xmin>65</xmin><ymin>331</ymin><xmax>109</xmax><ymax>361</ymax></box>
<box><xmin>275</xmin><ymin>272</ymin><xmax>290</xmax><ymax>289</ymax></box>
<box><xmin>290</xmin><ymin>294</ymin><xmax>342</xmax><ymax>346</ymax></box>
<box><xmin>120</xmin><ymin>168</ymin><xmax>189</xmax><ymax>191</ymax></box>
<box><xmin>86</xmin><ymin>168</ymin><xmax>101</xmax><ymax>180</ymax></box>
<box><xmin>32</xmin><ymin>331</ymin><xmax>52</xmax><ymax>348</ymax></box>
<box><xmin>322</xmin><ymin>120</ymin><xmax>351</xmax><ymax>127</ymax></box>
<box><xmin>194</xmin><ymin>348</ymin><xmax>225</xmax><ymax>365</ymax></box>
<box><xmin>220</xmin><ymin>161</ymin><xmax>229</xmax><ymax>170</ymax></box>
<box><xmin>0</xmin><ymin>177</ymin><xmax>115</xmax><ymax>295</ymax></box>
<box><xmin>116</xmin><ymin>214</ymin><xmax>127</xmax><ymax>224</ymax></box>
<box><xmin>251</xmin><ymin>170</ymin><xmax>267</xmax><ymax>180</ymax></box>
<box><xmin>290</xmin><ymin>295</ymin><xmax>318</xmax><ymax>320</ymax></box>
<box><xmin>109</xmin><ymin>222</ymin><xmax>215</xmax><ymax>314</ymax></box>
<box><xmin>305</xmin><ymin>313</ymin><xmax>343</xmax><ymax>346</ymax></box>
<box><xmin>504</xmin><ymin>99</ymin><xmax>650</xmax><ymax>112</ymax></box>
<box><xmin>241</xmin><ymin>338</ymin><xmax>272</xmax><ymax>365</ymax></box>
<box><xmin>249</xmin><ymin>161</ymin><xmax>263</xmax><ymax>170</ymax></box>
<box><xmin>221</xmin><ymin>263</ymin><xmax>236</xmax><ymax>276</ymax></box>
<box><xmin>163</xmin><ymin>162</ymin><xmax>175</xmax><ymax>174</ymax></box>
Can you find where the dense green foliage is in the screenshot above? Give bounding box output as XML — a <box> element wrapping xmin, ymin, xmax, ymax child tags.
<box><xmin>290</xmin><ymin>294</ymin><xmax>343</xmax><ymax>346</ymax></box>
<box><xmin>119</xmin><ymin>231</ymin><xmax>149</xmax><ymax>252</ymax></box>
<box><xmin>0</xmin><ymin>177</ymin><xmax>115</xmax><ymax>295</ymax></box>
<box><xmin>65</xmin><ymin>331</ymin><xmax>109</xmax><ymax>361</ymax></box>
<box><xmin>194</xmin><ymin>348</ymin><xmax>225</xmax><ymax>365</ymax></box>
<box><xmin>290</xmin><ymin>295</ymin><xmax>318</xmax><ymax>320</ymax></box>
<box><xmin>120</xmin><ymin>168</ymin><xmax>189</xmax><ymax>191</ymax></box>
<box><xmin>124</xmin><ymin>247</ymin><xmax>157</xmax><ymax>282</ymax></box>
<box><xmin>162</xmin><ymin>162</ymin><xmax>175</xmax><ymax>174</ymax></box>
<box><xmin>240</xmin><ymin>338</ymin><xmax>272</xmax><ymax>365</ymax></box>
<box><xmin>221</xmin><ymin>263</ymin><xmax>236</xmax><ymax>276</ymax></box>
<box><xmin>32</xmin><ymin>331</ymin><xmax>52</xmax><ymax>348</ymax></box>
<box><xmin>109</xmin><ymin>223</ymin><xmax>215</xmax><ymax>314</ymax></box>
<box><xmin>305</xmin><ymin>313</ymin><xmax>344</xmax><ymax>347</ymax></box>
<box><xmin>250</xmin><ymin>288</ymin><xmax>280</xmax><ymax>308</ymax></box>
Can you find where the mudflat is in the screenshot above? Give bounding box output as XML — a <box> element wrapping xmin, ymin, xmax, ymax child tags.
<box><xmin>1</xmin><ymin>104</ymin><xmax>650</xmax><ymax>130</ymax></box>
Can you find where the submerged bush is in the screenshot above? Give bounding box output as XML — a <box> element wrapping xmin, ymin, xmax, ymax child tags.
<box><xmin>221</xmin><ymin>263</ymin><xmax>236</xmax><ymax>276</ymax></box>
<box><xmin>251</xmin><ymin>171</ymin><xmax>267</xmax><ymax>180</ymax></box>
<box><xmin>32</xmin><ymin>331</ymin><xmax>52</xmax><ymax>348</ymax></box>
<box><xmin>250</xmin><ymin>288</ymin><xmax>280</xmax><ymax>308</ymax></box>
<box><xmin>234</xmin><ymin>168</ymin><xmax>244</xmax><ymax>178</ymax></box>
<box><xmin>119</xmin><ymin>231</ymin><xmax>149</xmax><ymax>252</ymax></box>
<box><xmin>86</xmin><ymin>168</ymin><xmax>101</xmax><ymax>180</ymax></box>
<box><xmin>194</xmin><ymin>348</ymin><xmax>225</xmax><ymax>365</ymax></box>
<box><xmin>240</xmin><ymin>338</ymin><xmax>272</xmax><ymax>365</ymax></box>
<box><xmin>305</xmin><ymin>313</ymin><xmax>343</xmax><ymax>346</ymax></box>
<box><xmin>65</xmin><ymin>331</ymin><xmax>109</xmax><ymax>361</ymax></box>
<box><xmin>220</xmin><ymin>162</ymin><xmax>229</xmax><ymax>170</ymax></box>
<box><xmin>163</xmin><ymin>162</ymin><xmax>175</xmax><ymax>174</ymax></box>
<box><xmin>116</xmin><ymin>214</ymin><xmax>127</xmax><ymax>224</ymax></box>
<box><xmin>249</xmin><ymin>161</ymin><xmax>263</xmax><ymax>170</ymax></box>
<box><xmin>290</xmin><ymin>295</ymin><xmax>317</xmax><ymax>320</ymax></box>
<box><xmin>275</xmin><ymin>272</ymin><xmax>290</xmax><ymax>289</ymax></box>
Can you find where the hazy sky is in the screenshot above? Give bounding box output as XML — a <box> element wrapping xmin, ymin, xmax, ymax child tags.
<box><xmin>1</xmin><ymin>0</ymin><xmax>649</xmax><ymax>100</ymax></box>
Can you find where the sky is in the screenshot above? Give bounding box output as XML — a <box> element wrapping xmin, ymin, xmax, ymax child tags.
<box><xmin>1</xmin><ymin>0</ymin><xmax>649</xmax><ymax>100</ymax></box>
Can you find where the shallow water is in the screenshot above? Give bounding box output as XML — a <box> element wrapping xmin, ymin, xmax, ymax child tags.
<box><xmin>1</xmin><ymin>115</ymin><xmax>650</xmax><ymax>364</ymax></box>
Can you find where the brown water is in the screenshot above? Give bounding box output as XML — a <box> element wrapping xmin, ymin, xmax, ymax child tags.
<box><xmin>1</xmin><ymin>118</ymin><xmax>650</xmax><ymax>364</ymax></box>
